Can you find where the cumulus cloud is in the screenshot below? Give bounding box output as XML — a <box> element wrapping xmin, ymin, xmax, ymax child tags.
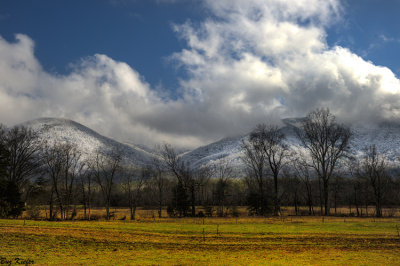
<box><xmin>1</xmin><ymin>0</ymin><xmax>400</xmax><ymax>148</ymax></box>
<box><xmin>170</xmin><ymin>0</ymin><xmax>400</xmax><ymax>125</ymax></box>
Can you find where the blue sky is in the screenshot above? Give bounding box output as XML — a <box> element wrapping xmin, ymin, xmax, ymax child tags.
<box><xmin>0</xmin><ymin>0</ymin><xmax>204</xmax><ymax>94</ymax></box>
<box><xmin>1</xmin><ymin>0</ymin><xmax>400</xmax><ymax>148</ymax></box>
<box><xmin>2</xmin><ymin>0</ymin><xmax>399</xmax><ymax>90</ymax></box>
<box><xmin>329</xmin><ymin>0</ymin><xmax>400</xmax><ymax>75</ymax></box>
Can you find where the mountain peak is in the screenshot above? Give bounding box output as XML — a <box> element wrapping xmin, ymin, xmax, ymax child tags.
<box><xmin>20</xmin><ymin>117</ymin><xmax>153</xmax><ymax>167</ymax></box>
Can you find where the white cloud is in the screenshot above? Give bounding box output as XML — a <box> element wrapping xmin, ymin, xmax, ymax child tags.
<box><xmin>171</xmin><ymin>0</ymin><xmax>400</xmax><ymax>125</ymax></box>
<box><xmin>1</xmin><ymin>0</ymin><xmax>400</xmax><ymax>149</ymax></box>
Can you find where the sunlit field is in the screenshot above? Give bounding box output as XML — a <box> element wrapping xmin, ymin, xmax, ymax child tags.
<box><xmin>1</xmin><ymin>213</ymin><xmax>400</xmax><ymax>265</ymax></box>
<box><xmin>21</xmin><ymin>205</ymin><xmax>400</xmax><ymax>221</ymax></box>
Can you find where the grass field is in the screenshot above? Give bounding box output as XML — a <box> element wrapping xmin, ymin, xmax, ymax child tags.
<box><xmin>1</xmin><ymin>216</ymin><xmax>400</xmax><ymax>265</ymax></box>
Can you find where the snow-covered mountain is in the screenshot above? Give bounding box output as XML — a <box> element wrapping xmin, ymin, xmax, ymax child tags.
<box><xmin>18</xmin><ymin>117</ymin><xmax>400</xmax><ymax>172</ymax></box>
<box><xmin>180</xmin><ymin>118</ymin><xmax>301</xmax><ymax>170</ymax></box>
<box><xmin>20</xmin><ymin>118</ymin><xmax>154</xmax><ymax>167</ymax></box>
<box><xmin>181</xmin><ymin>118</ymin><xmax>400</xmax><ymax>170</ymax></box>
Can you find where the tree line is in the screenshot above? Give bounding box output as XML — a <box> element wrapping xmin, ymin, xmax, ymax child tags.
<box><xmin>1</xmin><ymin>108</ymin><xmax>400</xmax><ymax>220</ymax></box>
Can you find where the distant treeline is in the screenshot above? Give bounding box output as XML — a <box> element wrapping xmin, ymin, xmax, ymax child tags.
<box><xmin>1</xmin><ymin>108</ymin><xmax>400</xmax><ymax>220</ymax></box>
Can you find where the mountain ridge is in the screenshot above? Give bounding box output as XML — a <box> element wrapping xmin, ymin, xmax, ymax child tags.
<box><xmin>19</xmin><ymin>117</ymin><xmax>153</xmax><ymax>167</ymax></box>
<box><xmin>16</xmin><ymin>117</ymin><xmax>400</xmax><ymax>171</ymax></box>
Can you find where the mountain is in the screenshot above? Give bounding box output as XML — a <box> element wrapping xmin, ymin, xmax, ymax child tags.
<box><xmin>180</xmin><ymin>118</ymin><xmax>301</xmax><ymax>170</ymax></box>
<box><xmin>180</xmin><ymin>135</ymin><xmax>246</xmax><ymax>170</ymax></box>
<box><xmin>18</xmin><ymin>117</ymin><xmax>400</xmax><ymax>172</ymax></box>
<box><xmin>20</xmin><ymin>118</ymin><xmax>154</xmax><ymax>167</ymax></box>
<box><xmin>181</xmin><ymin>118</ymin><xmax>400</xmax><ymax>170</ymax></box>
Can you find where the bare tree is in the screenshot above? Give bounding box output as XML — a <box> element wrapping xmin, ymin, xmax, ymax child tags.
<box><xmin>43</xmin><ymin>142</ymin><xmax>64</xmax><ymax>220</ymax></box>
<box><xmin>61</xmin><ymin>143</ymin><xmax>83</xmax><ymax>219</ymax></box>
<box><xmin>43</xmin><ymin>142</ymin><xmax>83</xmax><ymax>220</ymax></box>
<box><xmin>331</xmin><ymin>175</ymin><xmax>344</xmax><ymax>215</ymax></box>
<box><xmin>347</xmin><ymin>158</ymin><xmax>361</xmax><ymax>216</ymax></box>
<box><xmin>79</xmin><ymin>167</ymin><xmax>93</xmax><ymax>220</ymax></box>
<box><xmin>90</xmin><ymin>149</ymin><xmax>122</xmax><ymax>220</ymax></box>
<box><xmin>0</xmin><ymin>125</ymin><xmax>9</xmax><ymax>179</ymax></box>
<box><xmin>296</xmin><ymin>108</ymin><xmax>351</xmax><ymax>215</ymax></box>
<box><xmin>160</xmin><ymin>143</ymin><xmax>189</xmax><ymax>215</ymax></box>
<box><xmin>292</xmin><ymin>156</ymin><xmax>314</xmax><ymax>215</ymax></box>
<box><xmin>281</xmin><ymin>171</ymin><xmax>301</xmax><ymax>215</ymax></box>
<box><xmin>192</xmin><ymin>165</ymin><xmax>213</xmax><ymax>208</ymax></box>
<box><xmin>150</xmin><ymin>154</ymin><xmax>167</xmax><ymax>218</ymax></box>
<box><xmin>161</xmin><ymin>143</ymin><xmax>212</xmax><ymax>216</ymax></box>
<box><xmin>241</xmin><ymin>135</ymin><xmax>268</xmax><ymax>215</ymax></box>
<box><xmin>358</xmin><ymin>145</ymin><xmax>390</xmax><ymax>217</ymax></box>
<box><xmin>2</xmin><ymin>126</ymin><xmax>42</xmax><ymax>191</ymax></box>
<box><xmin>250</xmin><ymin>124</ymin><xmax>288</xmax><ymax>216</ymax></box>
<box><xmin>213</xmin><ymin>158</ymin><xmax>233</xmax><ymax>217</ymax></box>
<box><xmin>122</xmin><ymin>167</ymin><xmax>146</xmax><ymax>220</ymax></box>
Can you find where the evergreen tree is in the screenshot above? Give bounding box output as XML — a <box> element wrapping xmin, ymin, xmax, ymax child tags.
<box><xmin>0</xmin><ymin>180</ymin><xmax>24</xmax><ymax>218</ymax></box>
<box><xmin>172</xmin><ymin>181</ymin><xmax>189</xmax><ymax>217</ymax></box>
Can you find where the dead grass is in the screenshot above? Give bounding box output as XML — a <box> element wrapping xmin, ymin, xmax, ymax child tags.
<box><xmin>1</xmin><ymin>216</ymin><xmax>400</xmax><ymax>265</ymax></box>
<box><xmin>21</xmin><ymin>205</ymin><xmax>400</xmax><ymax>221</ymax></box>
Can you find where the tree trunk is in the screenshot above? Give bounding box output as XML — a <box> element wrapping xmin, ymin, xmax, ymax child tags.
<box><xmin>158</xmin><ymin>186</ymin><xmax>162</xmax><ymax>218</ymax></box>
<box><xmin>306</xmin><ymin>183</ymin><xmax>313</xmax><ymax>215</ymax></box>
<box><xmin>83</xmin><ymin>201</ymin><xmax>87</xmax><ymax>220</ymax></box>
<box><xmin>376</xmin><ymin>197</ymin><xmax>382</xmax><ymax>217</ymax></box>
<box><xmin>88</xmin><ymin>178</ymin><xmax>91</xmax><ymax>221</ymax></box>
<box><xmin>259</xmin><ymin>182</ymin><xmax>265</xmax><ymax>216</ymax></box>
<box><xmin>130</xmin><ymin>205</ymin><xmax>136</xmax><ymax>220</ymax></box>
<box><xmin>49</xmin><ymin>189</ymin><xmax>54</xmax><ymax>221</ymax></box>
<box><xmin>81</xmin><ymin>181</ymin><xmax>87</xmax><ymax>220</ymax></box>
<box><xmin>273</xmin><ymin>174</ymin><xmax>280</xmax><ymax>216</ymax></box>
<box><xmin>106</xmin><ymin>201</ymin><xmax>110</xmax><ymax>220</ymax></box>
<box><xmin>354</xmin><ymin>188</ymin><xmax>360</xmax><ymax>217</ymax></box>
<box><xmin>323</xmin><ymin>180</ymin><xmax>329</xmax><ymax>216</ymax></box>
<box><xmin>190</xmin><ymin>186</ymin><xmax>196</xmax><ymax>217</ymax></box>
<box><xmin>318</xmin><ymin>177</ymin><xmax>323</xmax><ymax>215</ymax></box>
<box><xmin>334</xmin><ymin>189</ymin><xmax>337</xmax><ymax>215</ymax></box>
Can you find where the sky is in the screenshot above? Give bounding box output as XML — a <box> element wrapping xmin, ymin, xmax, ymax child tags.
<box><xmin>0</xmin><ymin>0</ymin><xmax>400</xmax><ymax>148</ymax></box>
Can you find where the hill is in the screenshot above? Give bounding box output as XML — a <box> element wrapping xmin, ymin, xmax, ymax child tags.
<box><xmin>19</xmin><ymin>117</ymin><xmax>400</xmax><ymax>171</ymax></box>
<box><xmin>20</xmin><ymin>118</ymin><xmax>153</xmax><ymax>167</ymax></box>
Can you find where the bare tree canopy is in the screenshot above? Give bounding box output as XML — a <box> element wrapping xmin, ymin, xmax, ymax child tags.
<box><xmin>0</xmin><ymin>125</ymin><xmax>8</xmax><ymax>178</ymax></box>
<box><xmin>241</xmin><ymin>129</ymin><xmax>268</xmax><ymax>216</ymax></box>
<box><xmin>249</xmin><ymin>124</ymin><xmax>288</xmax><ymax>216</ymax></box>
<box><xmin>296</xmin><ymin>108</ymin><xmax>352</xmax><ymax>215</ymax></box>
<box><xmin>357</xmin><ymin>145</ymin><xmax>390</xmax><ymax>217</ymax></box>
<box><xmin>122</xmin><ymin>166</ymin><xmax>146</xmax><ymax>220</ymax></box>
<box><xmin>2</xmin><ymin>125</ymin><xmax>42</xmax><ymax>190</ymax></box>
<box><xmin>90</xmin><ymin>149</ymin><xmax>122</xmax><ymax>220</ymax></box>
<box><xmin>161</xmin><ymin>143</ymin><xmax>213</xmax><ymax>217</ymax></box>
<box><xmin>42</xmin><ymin>141</ymin><xmax>84</xmax><ymax>220</ymax></box>
<box><xmin>149</xmin><ymin>153</ymin><xmax>167</xmax><ymax>218</ymax></box>
<box><xmin>291</xmin><ymin>155</ymin><xmax>314</xmax><ymax>215</ymax></box>
<box><xmin>212</xmin><ymin>158</ymin><xmax>234</xmax><ymax>217</ymax></box>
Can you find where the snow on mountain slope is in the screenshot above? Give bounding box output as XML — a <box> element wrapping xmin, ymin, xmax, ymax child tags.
<box><xmin>180</xmin><ymin>119</ymin><xmax>302</xmax><ymax>171</ymax></box>
<box><xmin>181</xmin><ymin>118</ymin><xmax>400</xmax><ymax>170</ymax></box>
<box><xmin>180</xmin><ymin>135</ymin><xmax>246</xmax><ymax>170</ymax></box>
<box><xmin>18</xmin><ymin>117</ymin><xmax>400</xmax><ymax>172</ymax></box>
<box><xmin>351</xmin><ymin>122</ymin><xmax>400</xmax><ymax>162</ymax></box>
<box><xmin>20</xmin><ymin>118</ymin><xmax>153</xmax><ymax>167</ymax></box>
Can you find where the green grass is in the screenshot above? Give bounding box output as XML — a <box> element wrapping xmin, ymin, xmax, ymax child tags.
<box><xmin>1</xmin><ymin>217</ymin><xmax>400</xmax><ymax>265</ymax></box>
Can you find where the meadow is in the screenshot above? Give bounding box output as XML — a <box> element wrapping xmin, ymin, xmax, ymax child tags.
<box><xmin>1</xmin><ymin>212</ymin><xmax>400</xmax><ymax>265</ymax></box>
